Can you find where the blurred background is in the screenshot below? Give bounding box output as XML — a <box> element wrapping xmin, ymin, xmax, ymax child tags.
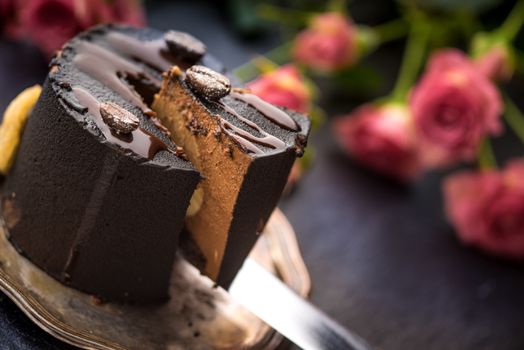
<box><xmin>1</xmin><ymin>0</ymin><xmax>524</xmax><ymax>349</ymax></box>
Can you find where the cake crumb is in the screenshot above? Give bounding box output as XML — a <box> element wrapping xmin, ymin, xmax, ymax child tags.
<box><xmin>169</xmin><ymin>66</ymin><xmax>183</xmax><ymax>78</ymax></box>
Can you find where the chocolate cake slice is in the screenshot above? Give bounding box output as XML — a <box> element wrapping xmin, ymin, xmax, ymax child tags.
<box><xmin>0</xmin><ymin>25</ymin><xmax>220</xmax><ymax>303</ymax></box>
<box><xmin>153</xmin><ymin>66</ymin><xmax>311</xmax><ymax>288</ymax></box>
<box><xmin>1</xmin><ymin>23</ymin><xmax>310</xmax><ymax>303</ymax></box>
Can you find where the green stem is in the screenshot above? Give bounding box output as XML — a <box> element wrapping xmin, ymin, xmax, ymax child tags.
<box><xmin>233</xmin><ymin>42</ymin><xmax>293</xmax><ymax>83</ymax></box>
<box><xmin>326</xmin><ymin>0</ymin><xmax>348</xmax><ymax>13</ymax></box>
<box><xmin>504</xmin><ymin>95</ymin><xmax>524</xmax><ymax>144</ymax></box>
<box><xmin>498</xmin><ymin>0</ymin><xmax>524</xmax><ymax>41</ymax></box>
<box><xmin>391</xmin><ymin>19</ymin><xmax>431</xmax><ymax>101</ymax></box>
<box><xmin>477</xmin><ymin>138</ymin><xmax>498</xmax><ymax>170</ymax></box>
<box><xmin>258</xmin><ymin>41</ymin><xmax>293</xmax><ymax>66</ymax></box>
<box><xmin>256</xmin><ymin>4</ymin><xmax>317</xmax><ymax>26</ymax></box>
<box><xmin>373</xmin><ymin>18</ymin><xmax>409</xmax><ymax>44</ymax></box>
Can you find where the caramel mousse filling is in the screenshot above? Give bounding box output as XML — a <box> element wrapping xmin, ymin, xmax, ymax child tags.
<box><xmin>153</xmin><ymin>73</ymin><xmax>250</xmax><ymax>280</ymax></box>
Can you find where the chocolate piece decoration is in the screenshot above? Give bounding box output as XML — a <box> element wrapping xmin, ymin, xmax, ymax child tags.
<box><xmin>186</xmin><ymin>65</ymin><xmax>231</xmax><ymax>101</ymax></box>
<box><xmin>73</xmin><ymin>87</ymin><xmax>171</xmax><ymax>159</ymax></box>
<box><xmin>164</xmin><ymin>30</ymin><xmax>207</xmax><ymax>63</ymax></box>
<box><xmin>230</xmin><ymin>91</ymin><xmax>299</xmax><ymax>131</ymax></box>
<box><xmin>100</xmin><ymin>102</ymin><xmax>140</xmax><ymax>134</ymax></box>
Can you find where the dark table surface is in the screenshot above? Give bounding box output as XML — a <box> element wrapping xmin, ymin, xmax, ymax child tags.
<box><xmin>2</xmin><ymin>1</ymin><xmax>524</xmax><ymax>350</ymax></box>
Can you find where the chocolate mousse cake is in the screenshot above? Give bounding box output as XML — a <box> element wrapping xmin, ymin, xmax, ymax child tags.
<box><xmin>0</xmin><ymin>24</ymin><xmax>310</xmax><ymax>304</ymax></box>
<box><xmin>0</xmin><ymin>25</ymin><xmax>218</xmax><ymax>303</ymax></box>
<box><xmin>153</xmin><ymin>66</ymin><xmax>310</xmax><ymax>288</ymax></box>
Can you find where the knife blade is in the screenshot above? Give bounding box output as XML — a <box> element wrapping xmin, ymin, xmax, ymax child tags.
<box><xmin>230</xmin><ymin>258</ymin><xmax>371</xmax><ymax>350</ymax></box>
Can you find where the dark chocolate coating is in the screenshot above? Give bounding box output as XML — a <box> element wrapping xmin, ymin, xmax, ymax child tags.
<box><xmin>217</xmin><ymin>151</ymin><xmax>297</xmax><ymax>287</ymax></box>
<box><xmin>218</xmin><ymin>111</ymin><xmax>310</xmax><ymax>288</ymax></box>
<box><xmin>1</xmin><ymin>26</ymin><xmax>203</xmax><ymax>303</ymax></box>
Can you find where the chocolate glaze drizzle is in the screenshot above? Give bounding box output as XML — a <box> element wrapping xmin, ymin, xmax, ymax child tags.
<box><xmin>217</xmin><ymin>101</ymin><xmax>286</xmax><ymax>154</ymax></box>
<box><xmin>72</xmin><ymin>87</ymin><xmax>171</xmax><ymax>159</ymax></box>
<box><xmin>74</xmin><ymin>41</ymin><xmax>158</xmax><ymax>113</ymax></box>
<box><xmin>106</xmin><ymin>32</ymin><xmax>181</xmax><ymax>72</ymax></box>
<box><xmin>72</xmin><ymin>30</ymin><xmax>298</xmax><ymax>158</ymax></box>
<box><xmin>71</xmin><ymin>31</ymin><xmax>190</xmax><ymax>159</ymax></box>
<box><xmin>230</xmin><ymin>92</ymin><xmax>299</xmax><ymax>131</ymax></box>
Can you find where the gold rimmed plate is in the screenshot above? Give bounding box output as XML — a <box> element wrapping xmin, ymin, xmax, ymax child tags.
<box><xmin>0</xmin><ymin>208</ymin><xmax>311</xmax><ymax>350</ymax></box>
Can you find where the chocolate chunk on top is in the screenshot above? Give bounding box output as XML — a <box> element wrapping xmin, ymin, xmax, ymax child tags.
<box><xmin>185</xmin><ymin>65</ymin><xmax>231</xmax><ymax>101</ymax></box>
<box><xmin>99</xmin><ymin>102</ymin><xmax>140</xmax><ymax>134</ymax></box>
<box><xmin>164</xmin><ymin>30</ymin><xmax>207</xmax><ymax>63</ymax></box>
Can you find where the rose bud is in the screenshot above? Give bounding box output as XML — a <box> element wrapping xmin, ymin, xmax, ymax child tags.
<box><xmin>471</xmin><ymin>32</ymin><xmax>515</xmax><ymax>82</ymax></box>
<box><xmin>443</xmin><ymin>159</ymin><xmax>524</xmax><ymax>260</ymax></box>
<box><xmin>292</xmin><ymin>12</ymin><xmax>358</xmax><ymax>72</ymax></box>
<box><xmin>333</xmin><ymin>102</ymin><xmax>420</xmax><ymax>180</ymax></box>
<box><xmin>410</xmin><ymin>49</ymin><xmax>503</xmax><ymax>168</ymax></box>
<box><xmin>247</xmin><ymin>65</ymin><xmax>311</xmax><ymax>113</ymax></box>
<box><xmin>475</xmin><ymin>45</ymin><xmax>514</xmax><ymax>82</ymax></box>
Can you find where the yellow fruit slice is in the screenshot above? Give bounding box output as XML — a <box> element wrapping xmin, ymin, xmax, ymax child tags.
<box><xmin>0</xmin><ymin>85</ymin><xmax>42</xmax><ymax>175</ymax></box>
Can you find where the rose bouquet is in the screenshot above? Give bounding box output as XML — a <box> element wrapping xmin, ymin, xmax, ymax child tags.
<box><xmin>0</xmin><ymin>0</ymin><xmax>145</xmax><ymax>57</ymax></box>
<box><xmin>240</xmin><ymin>0</ymin><xmax>524</xmax><ymax>261</ymax></box>
<box><xmin>330</xmin><ymin>1</ymin><xmax>524</xmax><ymax>260</ymax></box>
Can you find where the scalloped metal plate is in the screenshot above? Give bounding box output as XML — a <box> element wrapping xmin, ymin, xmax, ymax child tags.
<box><xmin>0</xmin><ymin>209</ymin><xmax>310</xmax><ymax>350</ymax></box>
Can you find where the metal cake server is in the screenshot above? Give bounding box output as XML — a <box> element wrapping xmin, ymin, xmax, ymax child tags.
<box><xmin>230</xmin><ymin>258</ymin><xmax>372</xmax><ymax>350</ymax></box>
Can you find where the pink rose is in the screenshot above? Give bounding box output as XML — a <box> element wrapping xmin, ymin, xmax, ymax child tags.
<box><xmin>443</xmin><ymin>160</ymin><xmax>524</xmax><ymax>260</ymax></box>
<box><xmin>410</xmin><ymin>49</ymin><xmax>503</xmax><ymax>168</ymax></box>
<box><xmin>293</xmin><ymin>12</ymin><xmax>357</xmax><ymax>72</ymax></box>
<box><xmin>17</xmin><ymin>0</ymin><xmax>146</xmax><ymax>57</ymax></box>
<box><xmin>20</xmin><ymin>0</ymin><xmax>81</xmax><ymax>57</ymax></box>
<box><xmin>247</xmin><ymin>65</ymin><xmax>311</xmax><ymax>113</ymax></box>
<box><xmin>474</xmin><ymin>45</ymin><xmax>514</xmax><ymax>82</ymax></box>
<box><xmin>74</xmin><ymin>0</ymin><xmax>145</xmax><ymax>28</ymax></box>
<box><xmin>333</xmin><ymin>103</ymin><xmax>420</xmax><ymax>180</ymax></box>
